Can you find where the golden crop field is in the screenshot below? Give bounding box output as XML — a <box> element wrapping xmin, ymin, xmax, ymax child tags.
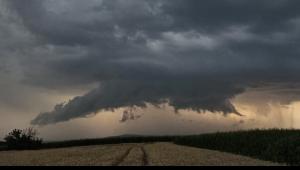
<box><xmin>0</xmin><ymin>143</ymin><xmax>279</xmax><ymax>166</ymax></box>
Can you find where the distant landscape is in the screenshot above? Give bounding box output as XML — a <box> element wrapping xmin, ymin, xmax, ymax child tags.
<box><xmin>0</xmin><ymin>129</ymin><xmax>299</xmax><ymax>165</ymax></box>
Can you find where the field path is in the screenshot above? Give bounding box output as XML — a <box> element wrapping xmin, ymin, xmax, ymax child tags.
<box><xmin>113</xmin><ymin>145</ymin><xmax>149</xmax><ymax>166</ymax></box>
<box><xmin>0</xmin><ymin>143</ymin><xmax>279</xmax><ymax>166</ymax></box>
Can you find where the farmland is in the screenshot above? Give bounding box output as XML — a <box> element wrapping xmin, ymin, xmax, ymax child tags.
<box><xmin>0</xmin><ymin>143</ymin><xmax>277</xmax><ymax>166</ymax></box>
<box><xmin>0</xmin><ymin>129</ymin><xmax>299</xmax><ymax>166</ymax></box>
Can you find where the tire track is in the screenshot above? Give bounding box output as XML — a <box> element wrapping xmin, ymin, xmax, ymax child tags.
<box><xmin>112</xmin><ymin>147</ymin><xmax>134</xmax><ymax>166</ymax></box>
<box><xmin>141</xmin><ymin>146</ymin><xmax>149</xmax><ymax>166</ymax></box>
<box><xmin>113</xmin><ymin>145</ymin><xmax>149</xmax><ymax>166</ymax></box>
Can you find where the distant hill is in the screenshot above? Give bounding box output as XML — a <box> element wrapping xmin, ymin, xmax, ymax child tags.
<box><xmin>109</xmin><ymin>134</ymin><xmax>169</xmax><ymax>139</ymax></box>
<box><xmin>115</xmin><ymin>134</ymin><xmax>144</xmax><ymax>138</ymax></box>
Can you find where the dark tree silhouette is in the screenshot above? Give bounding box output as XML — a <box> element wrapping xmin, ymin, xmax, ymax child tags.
<box><xmin>4</xmin><ymin>128</ymin><xmax>43</xmax><ymax>150</ymax></box>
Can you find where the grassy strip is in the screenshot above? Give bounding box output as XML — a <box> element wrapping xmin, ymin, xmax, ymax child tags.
<box><xmin>43</xmin><ymin>136</ymin><xmax>174</xmax><ymax>149</ymax></box>
<box><xmin>0</xmin><ymin>136</ymin><xmax>175</xmax><ymax>151</ymax></box>
<box><xmin>174</xmin><ymin>129</ymin><xmax>300</xmax><ymax>165</ymax></box>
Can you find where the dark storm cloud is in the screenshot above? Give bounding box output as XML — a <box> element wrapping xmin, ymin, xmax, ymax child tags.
<box><xmin>162</xmin><ymin>0</ymin><xmax>300</xmax><ymax>31</ymax></box>
<box><xmin>31</xmin><ymin>79</ymin><xmax>244</xmax><ymax>125</ymax></box>
<box><xmin>2</xmin><ymin>0</ymin><xmax>300</xmax><ymax>125</ymax></box>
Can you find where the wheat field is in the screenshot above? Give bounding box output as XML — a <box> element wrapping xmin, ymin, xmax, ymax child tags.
<box><xmin>0</xmin><ymin>143</ymin><xmax>279</xmax><ymax>166</ymax></box>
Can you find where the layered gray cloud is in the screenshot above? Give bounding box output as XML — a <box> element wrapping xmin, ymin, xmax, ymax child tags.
<box><xmin>31</xmin><ymin>79</ymin><xmax>244</xmax><ymax>125</ymax></box>
<box><xmin>1</xmin><ymin>0</ymin><xmax>300</xmax><ymax>125</ymax></box>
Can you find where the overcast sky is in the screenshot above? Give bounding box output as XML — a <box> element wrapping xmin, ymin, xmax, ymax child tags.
<box><xmin>1</xmin><ymin>0</ymin><xmax>300</xmax><ymax>140</ymax></box>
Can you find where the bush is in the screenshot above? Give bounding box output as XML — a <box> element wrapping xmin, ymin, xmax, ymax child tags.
<box><xmin>4</xmin><ymin>128</ymin><xmax>43</xmax><ymax>150</ymax></box>
<box><xmin>0</xmin><ymin>141</ymin><xmax>6</xmax><ymax>150</ymax></box>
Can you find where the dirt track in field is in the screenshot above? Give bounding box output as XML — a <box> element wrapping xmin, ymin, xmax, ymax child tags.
<box><xmin>0</xmin><ymin>143</ymin><xmax>279</xmax><ymax>166</ymax></box>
